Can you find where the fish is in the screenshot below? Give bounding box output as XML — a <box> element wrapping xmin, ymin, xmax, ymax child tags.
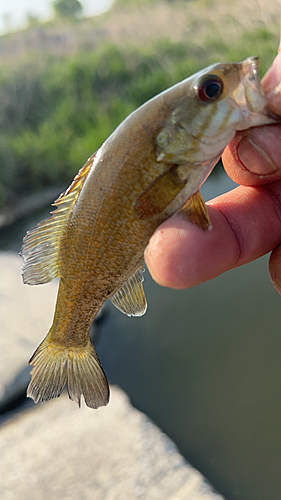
<box><xmin>21</xmin><ymin>56</ymin><xmax>277</xmax><ymax>409</ymax></box>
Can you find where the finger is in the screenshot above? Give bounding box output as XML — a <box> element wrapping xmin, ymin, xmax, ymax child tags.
<box><xmin>269</xmin><ymin>244</ymin><xmax>281</xmax><ymax>294</ymax></box>
<box><xmin>222</xmin><ymin>124</ymin><xmax>281</xmax><ymax>186</ymax></box>
<box><xmin>262</xmin><ymin>44</ymin><xmax>281</xmax><ymax>95</ymax></box>
<box><xmin>222</xmin><ymin>49</ymin><xmax>281</xmax><ymax>186</ymax></box>
<box><xmin>145</xmin><ymin>183</ymin><xmax>281</xmax><ymax>289</ymax></box>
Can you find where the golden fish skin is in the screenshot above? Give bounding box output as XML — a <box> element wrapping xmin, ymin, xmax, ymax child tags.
<box><xmin>21</xmin><ymin>57</ymin><xmax>277</xmax><ymax>409</ymax></box>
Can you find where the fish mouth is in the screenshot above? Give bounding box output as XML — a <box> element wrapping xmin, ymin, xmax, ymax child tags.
<box><xmin>241</xmin><ymin>56</ymin><xmax>268</xmax><ymax>113</ymax></box>
<box><xmin>235</xmin><ymin>56</ymin><xmax>279</xmax><ymax>128</ymax></box>
<box><xmin>241</xmin><ymin>57</ymin><xmax>267</xmax><ymax>113</ymax></box>
<box><xmin>241</xmin><ymin>56</ymin><xmax>266</xmax><ymax>105</ymax></box>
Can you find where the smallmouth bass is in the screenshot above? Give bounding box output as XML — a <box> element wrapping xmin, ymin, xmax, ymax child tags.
<box><xmin>21</xmin><ymin>57</ymin><xmax>277</xmax><ymax>409</ymax></box>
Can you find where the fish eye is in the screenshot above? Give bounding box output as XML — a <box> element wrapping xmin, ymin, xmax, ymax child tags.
<box><xmin>196</xmin><ymin>75</ymin><xmax>224</xmax><ymax>103</ymax></box>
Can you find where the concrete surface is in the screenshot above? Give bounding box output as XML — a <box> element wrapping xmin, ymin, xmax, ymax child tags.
<box><xmin>0</xmin><ymin>252</ymin><xmax>58</xmax><ymax>409</ymax></box>
<box><xmin>0</xmin><ymin>251</ymin><xmax>224</xmax><ymax>500</ymax></box>
<box><xmin>0</xmin><ymin>388</ymin><xmax>223</xmax><ymax>500</ymax></box>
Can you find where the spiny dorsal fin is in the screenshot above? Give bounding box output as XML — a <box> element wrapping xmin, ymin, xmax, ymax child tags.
<box><xmin>134</xmin><ymin>165</ymin><xmax>186</xmax><ymax>220</ymax></box>
<box><xmin>177</xmin><ymin>191</ymin><xmax>211</xmax><ymax>231</ymax></box>
<box><xmin>110</xmin><ymin>266</ymin><xmax>147</xmax><ymax>317</ymax></box>
<box><xmin>21</xmin><ymin>153</ymin><xmax>96</xmax><ymax>285</ymax></box>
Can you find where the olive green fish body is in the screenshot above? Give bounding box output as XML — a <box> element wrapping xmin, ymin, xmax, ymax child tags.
<box><xmin>21</xmin><ymin>57</ymin><xmax>278</xmax><ymax>408</ymax></box>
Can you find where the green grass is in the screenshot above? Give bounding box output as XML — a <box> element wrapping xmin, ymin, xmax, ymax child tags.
<box><xmin>0</xmin><ymin>1</ymin><xmax>279</xmax><ymax>208</ymax></box>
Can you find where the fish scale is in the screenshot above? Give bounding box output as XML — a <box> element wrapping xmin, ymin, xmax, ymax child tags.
<box><xmin>21</xmin><ymin>56</ymin><xmax>278</xmax><ymax>409</ymax></box>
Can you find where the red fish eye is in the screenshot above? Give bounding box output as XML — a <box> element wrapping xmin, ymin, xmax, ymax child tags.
<box><xmin>196</xmin><ymin>76</ymin><xmax>224</xmax><ymax>102</ymax></box>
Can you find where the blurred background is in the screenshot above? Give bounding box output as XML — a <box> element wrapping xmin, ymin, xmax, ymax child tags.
<box><xmin>0</xmin><ymin>0</ymin><xmax>281</xmax><ymax>499</ymax></box>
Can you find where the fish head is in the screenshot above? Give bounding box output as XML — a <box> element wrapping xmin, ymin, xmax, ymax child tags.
<box><xmin>209</xmin><ymin>56</ymin><xmax>278</xmax><ymax>129</ymax></box>
<box><xmin>156</xmin><ymin>56</ymin><xmax>279</xmax><ymax>166</ymax></box>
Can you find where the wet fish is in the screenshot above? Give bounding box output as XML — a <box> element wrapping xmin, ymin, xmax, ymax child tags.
<box><xmin>21</xmin><ymin>57</ymin><xmax>277</xmax><ymax>409</ymax></box>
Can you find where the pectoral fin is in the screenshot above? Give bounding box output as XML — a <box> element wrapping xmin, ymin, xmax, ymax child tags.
<box><xmin>21</xmin><ymin>153</ymin><xmax>96</xmax><ymax>285</ymax></box>
<box><xmin>177</xmin><ymin>191</ymin><xmax>211</xmax><ymax>230</ymax></box>
<box><xmin>134</xmin><ymin>165</ymin><xmax>186</xmax><ymax>219</ymax></box>
<box><xmin>110</xmin><ymin>266</ymin><xmax>147</xmax><ymax>317</ymax></box>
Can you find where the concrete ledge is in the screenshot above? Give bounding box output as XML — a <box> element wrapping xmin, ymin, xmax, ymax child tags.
<box><xmin>0</xmin><ymin>387</ymin><xmax>223</xmax><ymax>500</ymax></box>
<box><xmin>0</xmin><ymin>251</ymin><xmax>223</xmax><ymax>499</ymax></box>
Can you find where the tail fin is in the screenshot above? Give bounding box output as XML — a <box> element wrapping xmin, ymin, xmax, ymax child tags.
<box><xmin>27</xmin><ymin>338</ymin><xmax>109</xmax><ymax>409</ymax></box>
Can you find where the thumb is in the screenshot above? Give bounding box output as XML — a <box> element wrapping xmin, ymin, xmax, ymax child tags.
<box><xmin>222</xmin><ymin>50</ymin><xmax>281</xmax><ymax>187</ymax></box>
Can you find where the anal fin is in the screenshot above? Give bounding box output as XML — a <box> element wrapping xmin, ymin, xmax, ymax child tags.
<box><xmin>177</xmin><ymin>191</ymin><xmax>211</xmax><ymax>230</ymax></box>
<box><xmin>110</xmin><ymin>266</ymin><xmax>147</xmax><ymax>317</ymax></box>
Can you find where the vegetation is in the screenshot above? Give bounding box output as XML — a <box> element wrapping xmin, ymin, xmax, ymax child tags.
<box><xmin>0</xmin><ymin>0</ymin><xmax>279</xmax><ymax>208</ymax></box>
<box><xmin>52</xmin><ymin>0</ymin><xmax>83</xmax><ymax>19</ymax></box>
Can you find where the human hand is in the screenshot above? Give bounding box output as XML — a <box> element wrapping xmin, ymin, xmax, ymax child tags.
<box><xmin>145</xmin><ymin>49</ymin><xmax>281</xmax><ymax>294</ymax></box>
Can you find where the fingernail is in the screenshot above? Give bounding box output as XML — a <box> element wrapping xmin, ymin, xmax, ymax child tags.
<box><xmin>238</xmin><ymin>130</ymin><xmax>279</xmax><ymax>175</ymax></box>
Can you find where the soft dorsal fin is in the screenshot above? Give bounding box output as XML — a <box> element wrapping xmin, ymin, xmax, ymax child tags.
<box><xmin>21</xmin><ymin>153</ymin><xmax>96</xmax><ymax>285</ymax></box>
<box><xmin>110</xmin><ymin>266</ymin><xmax>147</xmax><ymax>317</ymax></box>
<box><xmin>134</xmin><ymin>164</ymin><xmax>186</xmax><ymax>220</ymax></box>
<box><xmin>177</xmin><ymin>191</ymin><xmax>211</xmax><ymax>231</ymax></box>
